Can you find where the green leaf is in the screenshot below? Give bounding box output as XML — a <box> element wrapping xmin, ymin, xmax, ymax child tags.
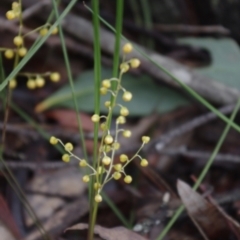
<box><xmin>178</xmin><ymin>37</ymin><xmax>240</xmax><ymax>89</ymax></box>
<box><xmin>36</xmin><ymin>68</ymin><xmax>189</xmax><ymax>116</ymax></box>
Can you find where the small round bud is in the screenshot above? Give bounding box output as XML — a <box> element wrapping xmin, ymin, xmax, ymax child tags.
<box><xmin>104</xmin><ymin>135</ymin><xmax>113</xmax><ymax>144</ymax></box>
<box><xmin>97</xmin><ymin>166</ymin><xmax>105</xmax><ymax>174</ymax></box>
<box><xmin>64</xmin><ymin>142</ymin><xmax>73</xmax><ymax>151</ymax></box>
<box><xmin>26</xmin><ymin>79</ymin><xmax>36</xmax><ymax>89</ymax></box>
<box><xmin>18</xmin><ymin>47</ymin><xmax>27</xmax><ymax>57</ymax></box>
<box><xmin>140</xmin><ymin>159</ymin><xmax>148</xmax><ymax>167</ymax></box>
<box><xmin>104</xmin><ymin>145</ymin><xmax>112</xmax><ymax>153</ymax></box>
<box><xmin>91</xmin><ymin>114</ymin><xmax>100</xmax><ymax>122</ymax></box>
<box><xmin>50</xmin><ymin>136</ymin><xmax>58</xmax><ymax>145</ymax></box>
<box><xmin>100</xmin><ymin>122</ymin><xmax>107</xmax><ymax>131</ymax></box>
<box><xmin>82</xmin><ymin>175</ymin><xmax>90</xmax><ymax>183</ymax></box>
<box><xmin>50</xmin><ymin>72</ymin><xmax>60</xmax><ymax>82</ymax></box>
<box><xmin>6</xmin><ymin>10</ymin><xmax>15</xmax><ymax>20</ymax></box>
<box><xmin>112</xmin><ymin>142</ymin><xmax>120</xmax><ymax>150</ymax></box>
<box><xmin>104</xmin><ymin>101</ymin><xmax>111</xmax><ymax>108</ymax></box>
<box><xmin>102</xmin><ymin>156</ymin><xmax>111</xmax><ymax>165</ymax></box>
<box><xmin>62</xmin><ymin>154</ymin><xmax>70</xmax><ymax>162</ymax></box>
<box><xmin>130</xmin><ymin>58</ymin><xmax>141</xmax><ymax>68</ymax></box>
<box><xmin>40</xmin><ymin>28</ymin><xmax>48</xmax><ymax>36</ymax></box>
<box><xmin>123</xmin><ymin>130</ymin><xmax>131</xmax><ymax>138</ymax></box>
<box><xmin>102</xmin><ymin>79</ymin><xmax>111</xmax><ymax>88</ymax></box>
<box><xmin>35</xmin><ymin>77</ymin><xmax>45</xmax><ymax>88</ymax></box>
<box><xmin>95</xmin><ymin>194</ymin><xmax>102</xmax><ymax>202</ymax></box>
<box><xmin>113</xmin><ymin>172</ymin><xmax>122</xmax><ymax>180</ymax></box>
<box><xmin>114</xmin><ymin>163</ymin><xmax>122</xmax><ymax>171</ymax></box>
<box><xmin>51</xmin><ymin>27</ymin><xmax>58</xmax><ymax>35</ymax></box>
<box><xmin>13</xmin><ymin>36</ymin><xmax>23</xmax><ymax>46</ymax></box>
<box><xmin>124</xmin><ymin>175</ymin><xmax>132</xmax><ymax>184</ymax></box>
<box><xmin>142</xmin><ymin>136</ymin><xmax>150</xmax><ymax>144</ymax></box>
<box><xmin>100</xmin><ymin>87</ymin><xmax>108</xmax><ymax>95</ymax></box>
<box><xmin>9</xmin><ymin>79</ymin><xmax>17</xmax><ymax>89</ymax></box>
<box><xmin>94</xmin><ymin>182</ymin><xmax>101</xmax><ymax>190</ymax></box>
<box><xmin>120</xmin><ymin>154</ymin><xmax>128</xmax><ymax>163</ymax></box>
<box><xmin>116</xmin><ymin>116</ymin><xmax>126</xmax><ymax>124</ymax></box>
<box><xmin>4</xmin><ymin>49</ymin><xmax>14</xmax><ymax>59</ymax></box>
<box><xmin>79</xmin><ymin>159</ymin><xmax>87</xmax><ymax>167</ymax></box>
<box><xmin>123</xmin><ymin>91</ymin><xmax>132</xmax><ymax>102</ymax></box>
<box><xmin>120</xmin><ymin>63</ymin><xmax>129</xmax><ymax>73</ymax></box>
<box><xmin>120</xmin><ymin>107</ymin><xmax>129</xmax><ymax>116</ymax></box>
<box><xmin>123</xmin><ymin>43</ymin><xmax>133</xmax><ymax>53</ymax></box>
<box><xmin>12</xmin><ymin>2</ymin><xmax>19</xmax><ymax>9</ymax></box>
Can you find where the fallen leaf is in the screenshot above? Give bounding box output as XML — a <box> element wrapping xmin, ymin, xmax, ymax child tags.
<box><xmin>45</xmin><ymin>109</ymin><xmax>94</xmax><ymax>132</ymax></box>
<box><xmin>65</xmin><ymin>223</ymin><xmax>148</xmax><ymax>240</ymax></box>
<box><xmin>177</xmin><ymin>179</ymin><xmax>237</xmax><ymax>239</ymax></box>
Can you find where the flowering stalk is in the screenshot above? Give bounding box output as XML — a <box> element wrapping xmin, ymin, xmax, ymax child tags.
<box><xmin>50</xmin><ymin>43</ymin><xmax>150</xmax><ymax>203</ymax></box>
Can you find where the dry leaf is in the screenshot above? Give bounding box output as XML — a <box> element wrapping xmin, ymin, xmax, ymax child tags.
<box><xmin>177</xmin><ymin>179</ymin><xmax>236</xmax><ymax>239</ymax></box>
<box><xmin>65</xmin><ymin>223</ymin><xmax>148</xmax><ymax>240</ymax></box>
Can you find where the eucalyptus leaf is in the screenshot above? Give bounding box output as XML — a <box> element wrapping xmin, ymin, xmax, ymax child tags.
<box><xmin>36</xmin><ymin>68</ymin><xmax>189</xmax><ymax>116</ymax></box>
<box><xmin>178</xmin><ymin>37</ymin><xmax>240</xmax><ymax>89</ymax></box>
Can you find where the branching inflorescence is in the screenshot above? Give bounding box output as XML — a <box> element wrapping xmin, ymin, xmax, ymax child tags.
<box><xmin>50</xmin><ymin>43</ymin><xmax>150</xmax><ymax>203</ymax></box>
<box><xmin>4</xmin><ymin>1</ymin><xmax>61</xmax><ymax>90</ymax></box>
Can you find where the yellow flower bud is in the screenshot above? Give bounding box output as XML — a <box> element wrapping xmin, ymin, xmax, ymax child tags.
<box><xmin>114</xmin><ymin>163</ymin><xmax>122</xmax><ymax>171</ymax></box>
<box><xmin>40</xmin><ymin>28</ymin><xmax>48</xmax><ymax>36</ymax></box>
<box><xmin>122</xmin><ymin>91</ymin><xmax>132</xmax><ymax>102</ymax></box>
<box><xmin>142</xmin><ymin>136</ymin><xmax>150</xmax><ymax>144</ymax></box>
<box><xmin>49</xmin><ymin>136</ymin><xmax>58</xmax><ymax>145</ymax></box>
<box><xmin>94</xmin><ymin>182</ymin><xmax>101</xmax><ymax>190</ymax></box>
<box><xmin>9</xmin><ymin>79</ymin><xmax>17</xmax><ymax>89</ymax></box>
<box><xmin>13</xmin><ymin>36</ymin><xmax>23</xmax><ymax>46</ymax></box>
<box><xmin>51</xmin><ymin>27</ymin><xmax>58</xmax><ymax>35</ymax></box>
<box><xmin>102</xmin><ymin>156</ymin><xmax>111</xmax><ymax>165</ymax></box>
<box><xmin>4</xmin><ymin>49</ymin><xmax>14</xmax><ymax>59</ymax></box>
<box><xmin>79</xmin><ymin>159</ymin><xmax>87</xmax><ymax>167</ymax></box>
<box><xmin>18</xmin><ymin>47</ymin><xmax>27</xmax><ymax>57</ymax></box>
<box><xmin>91</xmin><ymin>114</ymin><xmax>100</xmax><ymax>122</ymax></box>
<box><xmin>120</xmin><ymin>154</ymin><xmax>128</xmax><ymax>163</ymax></box>
<box><xmin>130</xmin><ymin>58</ymin><xmax>141</xmax><ymax>68</ymax></box>
<box><xmin>26</xmin><ymin>79</ymin><xmax>36</xmax><ymax>89</ymax></box>
<box><xmin>102</xmin><ymin>79</ymin><xmax>111</xmax><ymax>88</ymax></box>
<box><xmin>64</xmin><ymin>142</ymin><xmax>73</xmax><ymax>151</ymax></box>
<box><xmin>104</xmin><ymin>101</ymin><xmax>111</xmax><ymax>108</ymax></box>
<box><xmin>62</xmin><ymin>154</ymin><xmax>70</xmax><ymax>162</ymax></box>
<box><xmin>35</xmin><ymin>77</ymin><xmax>45</xmax><ymax>88</ymax></box>
<box><xmin>82</xmin><ymin>175</ymin><xmax>90</xmax><ymax>183</ymax></box>
<box><xmin>124</xmin><ymin>175</ymin><xmax>132</xmax><ymax>184</ymax></box>
<box><xmin>104</xmin><ymin>135</ymin><xmax>113</xmax><ymax>144</ymax></box>
<box><xmin>112</xmin><ymin>142</ymin><xmax>120</xmax><ymax>150</ymax></box>
<box><xmin>116</xmin><ymin>116</ymin><xmax>126</xmax><ymax>124</ymax></box>
<box><xmin>50</xmin><ymin>72</ymin><xmax>60</xmax><ymax>82</ymax></box>
<box><xmin>6</xmin><ymin>10</ymin><xmax>15</xmax><ymax>20</ymax></box>
<box><xmin>100</xmin><ymin>122</ymin><xmax>107</xmax><ymax>131</ymax></box>
<box><xmin>113</xmin><ymin>172</ymin><xmax>121</xmax><ymax>180</ymax></box>
<box><xmin>120</xmin><ymin>63</ymin><xmax>129</xmax><ymax>73</ymax></box>
<box><xmin>123</xmin><ymin>130</ymin><xmax>131</xmax><ymax>138</ymax></box>
<box><xmin>100</xmin><ymin>87</ymin><xmax>108</xmax><ymax>95</ymax></box>
<box><xmin>120</xmin><ymin>107</ymin><xmax>129</xmax><ymax>116</ymax></box>
<box><xmin>140</xmin><ymin>159</ymin><xmax>148</xmax><ymax>167</ymax></box>
<box><xmin>123</xmin><ymin>43</ymin><xmax>133</xmax><ymax>53</ymax></box>
<box><xmin>95</xmin><ymin>194</ymin><xmax>102</xmax><ymax>202</ymax></box>
<box><xmin>97</xmin><ymin>166</ymin><xmax>105</xmax><ymax>174</ymax></box>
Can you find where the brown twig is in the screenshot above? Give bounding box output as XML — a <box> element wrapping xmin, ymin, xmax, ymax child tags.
<box><xmin>145</xmin><ymin>104</ymin><xmax>236</xmax><ymax>152</ymax></box>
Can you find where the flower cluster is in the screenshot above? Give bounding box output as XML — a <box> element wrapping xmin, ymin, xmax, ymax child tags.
<box><xmin>4</xmin><ymin>1</ymin><xmax>60</xmax><ymax>90</ymax></box>
<box><xmin>50</xmin><ymin>43</ymin><xmax>150</xmax><ymax>203</ymax></box>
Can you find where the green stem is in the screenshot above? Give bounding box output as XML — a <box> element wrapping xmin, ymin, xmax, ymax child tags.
<box><xmin>157</xmin><ymin>97</ymin><xmax>240</xmax><ymax>239</ymax></box>
<box><xmin>89</xmin><ymin>0</ymin><xmax>101</xmax><ymax>239</ymax></box>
